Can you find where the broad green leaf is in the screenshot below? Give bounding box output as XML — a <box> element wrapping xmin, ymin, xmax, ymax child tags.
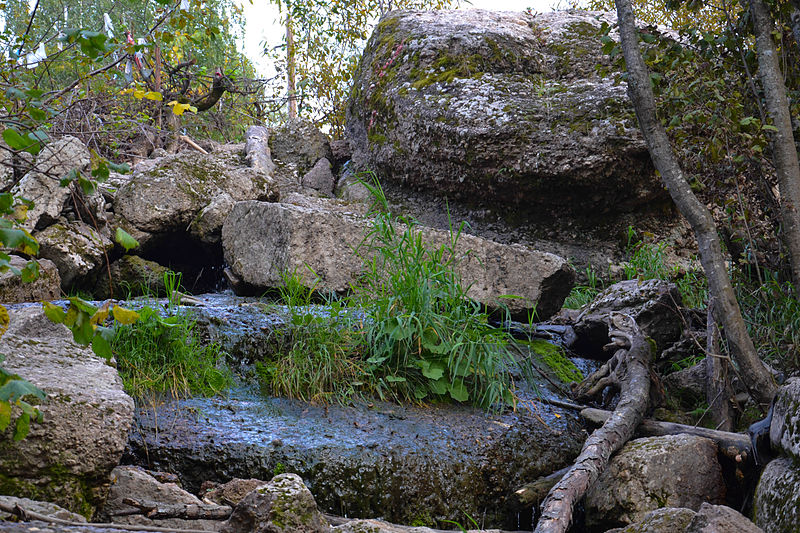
<box><xmin>43</xmin><ymin>302</ymin><xmax>67</xmax><ymax>324</ymax></box>
<box><xmin>385</xmin><ymin>375</ymin><xmax>406</xmax><ymax>383</ymax></box>
<box><xmin>71</xmin><ymin>315</ymin><xmax>94</xmax><ymax>346</ymax></box>
<box><xmin>5</xmin><ymin>88</ymin><xmax>27</xmax><ymax>100</ymax></box>
<box><xmin>112</xmin><ymin>305</ymin><xmax>139</xmax><ymax>325</ymax></box>
<box><xmin>91</xmin><ymin>333</ymin><xmax>112</xmax><ymax>360</ymax></box>
<box><xmin>413</xmin><ymin>389</ymin><xmax>428</xmax><ymax>400</ymax></box>
<box><xmin>421</xmin><ymin>361</ymin><xmax>445</xmax><ymax>380</ymax></box>
<box><xmin>0</xmin><ymin>228</ymin><xmax>38</xmax><ymax>255</ymax></box>
<box><xmin>68</xmin><ymin>297</ymin><xmax>98</xmax><ymax>316</ymax></box>
<box><xmin>449</xmin><ymin>380</ymin><xmax>469</xmax><ymax>402</ymax></box>
<box><xmin>20</xmin><ymin>261</ymin><xmax>38</xmax><ymax>283</ymax></box>
<box><xmin>108</xmin><ymin>161</ymin><xmax>130</xmax><ymax>174</ymax></box>
<box><xmin>0</xmin><ymin>378</ymin><xmax>45</xmax><ymax>403</ymax></box>
<box><xmin>0</xmin><ymin>401</ymin><xmax>10</xmax><ymax>431</ymax></box>
<box><xmin>429</xmin><ymin>377</ymin><xmax>448</xmax><ymax>395</ymax></box>
<box><xmin>115</xmin><ymin>228</ymin><xmax>139</xmax><ymax>252</ymax></box>
<box><xmin>2</xmin><ymin>129</ymin><xmax>29</xmax><ymax>151</ymax></box>
<box><xmin>14</xmin><ymin>411</ymin><xmax>30</xmax><ymax>441</ymax></box>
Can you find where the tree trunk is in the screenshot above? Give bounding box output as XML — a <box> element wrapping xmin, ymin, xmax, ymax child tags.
<box><xmin>705</xmin><ymin>299</ymin><xmax>735</xmax><ymax>431</ymax></box>
<box><xmin>286</xmin><ymin>14</ymin><xmax>297</xmax><ymax>118</ymax></box>
<box><xmin>534</xmin><ymin>314</ymin><xmax>652</xmax><ymax>533</ymax></box>
<box><xmin>749</xmin><ymin>0</ymin><xmax>800</xmax><ymax>296</ymax></box>
<box><xmin>614</xmin><ymin>0</ymin><xmax>777</xmax><ymax>407</ymax></box>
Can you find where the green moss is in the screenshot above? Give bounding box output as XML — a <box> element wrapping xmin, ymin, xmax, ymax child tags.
<box><xmin>528</xmin><ymin>339</ymin><xmax>583</xmax><ymax>383</ymax></box>
<box><xmin>409</xmin><ymin>53</ymin><xmax>487</xmax><ymax>90</ymax></box>
<box><xmin>0</xmin><ymin>464</ymin><xmax>96</xmax><ymax>519</ymax></box>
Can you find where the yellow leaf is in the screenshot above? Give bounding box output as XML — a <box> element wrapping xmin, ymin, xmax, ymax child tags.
<box><xmin>0</xmin><ymin>305</ymin><xmax>9</xmax><ymax>340</ymax></box>
<box><xmin>112</xmin><ymin>305</ymin><xmax>139</xmax><ymax>325</ymax></box>
<box><xmin>143</xmin><ymin>91</ymin><xmax>163</xmax><ymax>102</ymax></box>
<box><xmin>167</xmin><ymin>101</ymin><xmax>197</xmax><ymax>116</ymax></box>
<box><xmin>90</xmin><ymin>301</ymin><xmax>111</xmax><ymax>327</ymax></box>
<box><xmin>133</xmin><ymin>89</ymin><xmax>146</xmax><ymax>99</ymax></box>
<box><xmin>13</xmin><ymin>203</ymin><xmax>28</xmax><ymax>222</ymax></box>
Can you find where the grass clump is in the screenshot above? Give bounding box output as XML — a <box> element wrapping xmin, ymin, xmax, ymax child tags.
<box><xmin>112</xmin><ymin>272</ymin><xmax>232</xmax><ymax>399</ymax></box>
<box><xmin>258</xmin><ymin>177</ymin><xmax>517</xmax><ymax>410</ymax></box>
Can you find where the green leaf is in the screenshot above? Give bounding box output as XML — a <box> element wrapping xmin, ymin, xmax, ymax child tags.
<box><xmin>448</xmin><ymin>380</ymin><xmax>469</xmax><ymax>402</ymax></box>
<box><xmin>0</xmin><ymin>228</ymin><xmax>39</xmax><ymax>255</ymax></box>
<box><xmin>91</xmin><ymin>333</ymin><xmax>112</xmax><ymax>360</ymax></box>
<box><xmin>429</xmin><ymin>377</ymin><xmax>448</xmax><ymax>395</ymax></box>
<box><xmin>13</xmin><ymin>411</ymin><xmax>30</xmax><ymax>440</ymax></box>
<box><xmin>762</xmin><ymin>124</ymin><xmax>778</xmax><ymax>132</ymax></box>
<box><xmin>115</xmin><ymin>228</ymin><xmax>139</xmax><ymax>252</ymax></box>
<box><xmin>385</xmin><ymin>375</ymin><xmax>406</xmax><ymax>383</ymax></box>
<box><xmin>107</xmin><ymin>162</ymin><xmax>131</xmax><ymax>174</ymax></box>
<box><xmin>5</xmin><ymin>88</ymin><xmax>27</xmax><ymax>100</ymax></box>
<box><xmin>0</xmin><ymin>378</ymin><xmax>45</xmax><ymax>403</ymax></box>
<box><xmin>68</xmin><ymin>297</ymin><xmax>98</xmax><ymax>316</ymax></box>
<box><xmin>2</xmin><ymin>128</ymin><xmax>29</xmax><ymax>151</ymax></box>
<box><xmin>0</xmin><ymin>401</ymin><xmax>10</xmax><ymax>431</ymax></box>
<box><xmin>20</xmin><ymin>260</ymin><xmax>39</xmax><ymax>283</ymax></box>
<box><xmin>421</xmin><ymin>361</ymin><xmax>445</xmax><ymax>380</ymax></box>
<box><xmin>43</xmin><ymin>302</ymin><xmax>67</xmax><ymax>324</ymax></box>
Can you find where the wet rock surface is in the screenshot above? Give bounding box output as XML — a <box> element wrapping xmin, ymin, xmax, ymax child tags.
<box><xmin>123</xmin><ymin>385</ymin><xmax>583</xmax><ymax>528</ymax></box>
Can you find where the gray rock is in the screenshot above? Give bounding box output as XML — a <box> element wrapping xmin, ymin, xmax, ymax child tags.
<box><xmin>301</xmin><ymin>157</ymin><xmax>335</xmax><ymax>196</ymax></box>
<box><xmin>221</xmin><ymin>473</ymin><xmax>329</xmax><ymax>533</ymax></box>
<box><xmin>245</xmin><ymin>126</ymin><xmax>277</xmax><ymax>174</ymax></box>
<box><xmin>0</xmin><ymin>255</ymin><xmax>60</xmax><ymax>303</ymax></box>
<box><xmin>221</xmin><ymin>200</ymin><xmax>574</xmax><ymax>318</ymax></box>
<box><xmin>13</xmin><ymin>137</ymin><xmax>90</xmax><ymax>230</ymax></box>
<box><xmin>585</xmin><ymin>434</ymin><xmax>726</xmax><ymax>530</ymax></box>
<box><xmin>346</xmin><ymin>10</ymin><xmax>663</xmax><ymax>224</ymax></box>
<box><xmin>114</xmin><ymin>150</ymin><xmax>276</xmax><ymax>246</ymax></box>
<box><xmin>769</xmin><ymin>377</ymin><xmax>800</xmax><ymax>459</ymax></box>
<box><xmin>94</xmin><ymin>254</ymin><xmax>169</xmax><ymax>299</ymax></box>
<box><xmin>573</xmin><ymin>279</ymin><xmax>683</xmax><ymax>356</ymax></box>
<box><xmin>686</xmin><ymin>503</ymin><xmax>763</xmax><ymax>533</ymax></box>
<box><xmin>190</xmin><ymin>192</ymin><xmax>237</xmax><ymax>245</ymax></box>
<box><xmin>102</xmin><ymin>466</ymin><xmax>223</xmax><ymax>531</ymax></box>
<box><xmin>269</xmin><ymin>119</ymin><xmax>332</xmax><ymax>175</ymax></box>
<box><xmin>203</xmin><ymin>478</ymin><xmax>270</xmax><ymax>507</ymax></box>
<box><xmin>0</xmin><ymin>307</ymin><xmax>134</xmax><ymax>518</ymax></box>
<box><xmin>333</xmin><ymin>520</ymin><xmax>436</xmax><ymax>533</ymax></box>
<box><xmin>329</xmin><ymin>139</ymin><xmax>352</xmax><ymax>168</ymax></box>
<box><xmin>0</xmin><ymin>496</ymin><xmax>87</xmax><ymax>523</ymax></box>
<box><xmin>663</xmin><ymin>361</ymin><xmax>707</xmax><ymax>407</ymax></box>
<box><xmin>608</xmin><ymin>507</ymin><xmax>696</xmax><ymax>533</ymax></box>
<box><xmin>36</xmin><ymin>220</ymin><xmax>114</xmax><ymax>291</ymax></box>
<box><xmin>335</xmin><ymin>166</ymin><xmax>371</xmax><ymax>203</ymax></box>
<box><xmin>753</xmin><ymin>457</ymin><xmax>800</xmax><ymax>533</ymax></box>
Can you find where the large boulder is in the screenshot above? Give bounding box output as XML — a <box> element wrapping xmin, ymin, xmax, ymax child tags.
<box><xmin>222</xmin><ymin>199</ymin><xmax>574</xmax><ymax>318</ymax></box>
<box><xmin>769</xmin><ymin>377</ymin><xmax>800</xmax><ymax>459</ymax></box>
<box><xmin>0</xmin><ymin>255</ymin><xmax>60</xmax><ymax>303</ymax></box>
<box><xmin>269</xmin><ymin>119</ymin><xmax>333</xmax><ymax>176</ymax></box>
<box><xmin>753</xmin><ymin>457</ymin><xmax>800</xmax><ymax>532</ymax></box>
<box><xmin>221</xmin><ymin>474</ymin><xmax>329</xmax><ymax>533</ymax></box>
<box><xmin>36</xmin><ymin>220</ymin><xmax>114</xmax><ymax>291</ymax></box>
<box><xmin>609</xmin><ymin>504</ymin><xmax>763</xmax><ymax>533</ymax></box>
<box><xmin>113</xmin><ymin>149</ymin><xmax>277</xmax><ymax>246</ymax></box>
<box><xmin>0</xmin><ymin>307</ymin><xmax>134</xmax><ymax>518</ymax></box>
<box><xmin>346</xmin><ymin>10</ymin><xmax>664</xmax><ymax>226</ymax></box>
<box><xmin>13</xmin><ymin>136</ymin><xmax>90</xmax><ymax>231</ymax></box>
<box><xmin>584</xmin><ymin>434</ymin><xmax>726</xmax><ymax>530</ymax></box>
<box><xmin>571</xmin><ymin>279</ymin><xmax>683</xmax><ymax>357</ymax></box>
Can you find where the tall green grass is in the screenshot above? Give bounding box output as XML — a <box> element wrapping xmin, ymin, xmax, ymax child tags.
<box><xmin>112</xmin><ymin>271</ymin><xmax>232</xmax><ymax>399</ymax></box>
<box><xmin>258</xmin><ymin>178</ymin><xmax>516</xmax><ymax>409</ymax></box>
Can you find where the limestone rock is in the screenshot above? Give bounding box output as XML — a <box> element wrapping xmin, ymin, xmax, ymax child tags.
<box><xmin>203</xmin><ymin>478</ymin><xmax>270</xmax><ymax>507</ymax></box>
<box><xmin>585</xmin><ymin>434</ymin><xmax>726</xmax><ymax>530</ymax></box>
<box><xmin>36</xmin><ymin>220</ymin><xmax>114</xmax><ymax>291</ymax></box>
<box><xmin>93</xmin><ymin>255</ymin><xmax>169</xmax><ymax>299</ymax></box>
<box><xmin>190</xmin><ymin>192</ymin><xmax>237</xmax><ymax>245</ymax></box>
<box><xmin>222</xmin><ymin>200</ymin><xmax>574</xmax><ymax>318</ymax></box>
<box><xmin>686</xmin><ymin>503</ymin><xmax>763</xmax><ymax>533</ymax></box>
<box><xmin>572</xmin><ymin>279</ymin><xmax>683</xmax><ymax>356</ymax></box>
<box><xmin>769</xmin><ymin>377</ymin><xmax>800</xmax><ymax>459</ymax></box>
<box><xmin>221</xmin><ymin>473</ymin><xmax>329</xmax><ymax>533</ymax></box>
<box><xmin>607</xmin><ymin>507</ymin><xmax>696</xmax><ymax>533</ymax></box>
<box><xmin>662</xmin><ymin>361</ymin><xmax>707</xmax><ymax>407</ymax></box>
<box><xmin>346</xmin><ymin>10</ymin><xmax>664</xmax><ymax>225</ymax></box>
<box><xmin>245</xmin><ymin>126</ymin><xmax>277</xmax><ymax>175</ymax></box>
<box><xmin>114</xmin><ymin>150</ymin><xmax>276</xmax><ymax>245</ymax></box>
<box><xmin>13</xmin><ymin>136</ymin><xmax>90</xmax><ymax>230</ymax></box>
<box><xmin>102</xmin><ymin>466</ymin><xmax>223</xmax><ymax>531</ymax></box>
<box><xmin>0</xmin><ymin>255</ymin><xmax>60</xmax><ymax>303</ymax></box>
<box><xmin>301</xmin><ymin>157</ymin><xmax>335</xmax><ymax>196</ymax></box>
<box><xmin>269</xmin><ymin>119</ymin><xmax>332</xmax><ymax>175</ymax></box>
<box><xmin>0</xmin><ymin>307</ymin><xmax>134</xmax><ymax>518</ymax></box>
<box><xmin>335</xmin><ymin>167</ymin><xmax>371</xmax><ymax>203</ymax></box>
<box><xmin>753</xmin><ymin>457</ymin><xmax>800</xmax><ymax>532</ymax></box>
<box><xmin>0</xmin><ymin>496</ymin><xmax>87</xmax><ymax>523</ymax></box>
<box><xmin>329</xmin><ymin>139</ymin><xmax>352</xmax><ymax>169</ymax></box>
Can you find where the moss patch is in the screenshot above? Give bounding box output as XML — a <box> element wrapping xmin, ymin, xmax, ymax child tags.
<box><xmin>528</xmin><ymin>339</ymin><xmax>583</xmax><ymax>383</ymax></box>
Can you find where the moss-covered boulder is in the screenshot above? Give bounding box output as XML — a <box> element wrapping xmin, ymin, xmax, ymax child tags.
<box><xmin>114</xmin><ymin>148</ymin><xmax>277</xmax><ymax>248</ymax></box>
<box><xmin>753</xmin><ymin>457</ymin><xmax>800</xmax><ymax>532</ymax></box>
<box><xmin>0</xmin><ymin>307</ymin><xmax>134</xmax><ymax>519</ymax></box>
<box><xmin>346</xmin><ymin>9</ymin><xmax>665</xmax><ymax>226</ymax></box>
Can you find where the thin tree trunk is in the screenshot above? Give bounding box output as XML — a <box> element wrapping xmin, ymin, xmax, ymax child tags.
<box><xmin>705</xmin><ymin>299</ymin><xmax>735</xmax><ymax>431</ymax></box>
<box><xmin>286</xmin><ymin>14</ymin><xmax>297</xmax><ymax>119</ymax></box>
<box><xmin>534</xmin><ymin>315</ymin><xmax>652</xmax><ymax>533</ymax></box>
<box><xmin>749</xmin><ymin>0</ymin><xmax>800</xmax><ymax>296</ymax></box>
<box><xmin>614</xmin><ymin>0</ymin><xmax>777</xmax><ymax>407</ymax></box>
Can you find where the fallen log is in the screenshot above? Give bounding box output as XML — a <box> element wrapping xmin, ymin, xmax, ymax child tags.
<box><xmin>534</xmin><ymin>313</ymin><xmax>652</xmax><ymax>533</ymax></box>
<box><xmin>514</xmin><ymin>467</ymin><xmax>570</xmax><ymax>507</ymax></box>
<box><xmin>580</xmin><ymin>408</ymin><xmax>752</xmax><ymax>462</ymax></box>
